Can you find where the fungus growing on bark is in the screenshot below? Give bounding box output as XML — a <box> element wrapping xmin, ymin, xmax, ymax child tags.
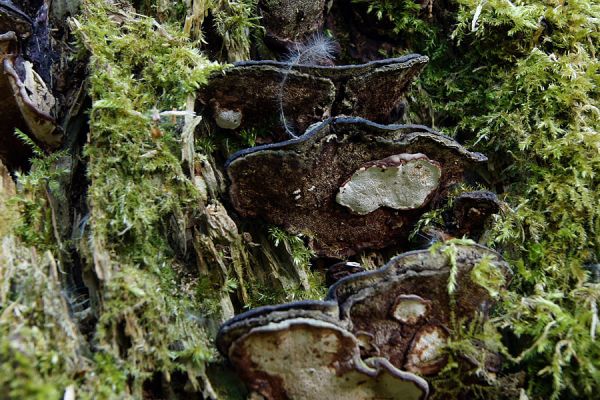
<box><xmin>216</xmin><ymin>300</ymin><xmax>341</xmax><ymax>356</ymax></box>
<box><xmin>327</xmin><ymin>243</ymin><xmax>511</xmax><ymax>374</ymax></box>
<box><xmin>228</xmin><ymin>318</ymin><xmax>429</xmax><ymax>400</ymax></box>
<box><xmin>226</xmin><ymin>117</ymin><xmax>486</xmax><ymax>258</ymax></box>
<box><xmin>217</xmin><ymin>244</ymin><xmax>509</xmax><ymax>397</ymax></box>
<box><xmin>198</xmin><ymin>55</ymin><xmax>427</xmax><ymax>141</ymax></box>
<box><xmin>0</xmin><ymin>30</ymin><xmax>60</xmax><ymax>169</ymax></box>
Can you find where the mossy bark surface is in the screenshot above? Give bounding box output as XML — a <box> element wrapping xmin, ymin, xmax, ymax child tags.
<box><xmin>0</xmin><ymin>0</ymin><xmax>598</xmax><ymax>399</ymax></box>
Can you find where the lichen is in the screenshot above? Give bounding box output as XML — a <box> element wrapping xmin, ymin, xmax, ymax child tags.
<box><xmin>336</xmin><ymin>155</ymin><xmax>441</xmax><ymax>215</ymax></box>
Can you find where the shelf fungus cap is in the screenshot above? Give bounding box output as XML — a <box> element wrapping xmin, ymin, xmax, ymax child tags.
<box><xmin>198</xmin><ymin>55</ymin><xmax>427</xmax><ymax>140</ymax></box>
<box><xmin>227</xmin><ymin>318</ymin><xmax>429</xmax><ymax>400</ymax></box>
<box><xmin>226</xmin><ymin>117</ymin><xmax>487</xmax><ymax>257</ymax></box>
<box><xmin>326</xmin><ymin>243</ymin><xmax>511</xmax><ymax>374</ymax></box>
<box><xmin>216</xmin><ymin>300</ymin><xmax>341</xmax><ymax>355</ymax></box>
<box><xmin>219</xmin><ymin>243</ymin><xmax>509</xmax><ymax>394</ymax></box>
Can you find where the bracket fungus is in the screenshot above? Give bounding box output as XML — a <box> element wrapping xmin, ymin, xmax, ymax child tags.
<box><xmin>447</xmin><ymin>191</ymin><xmax>501</xmax><ymax>239</ymax></box>
<box><xmin>0</xmin><ymin>30</ymin><xmax>60</xmax><ymax>168</ymax></box>
<box><xmin>327</xmin><ymin>243</ymin><xmax>511</xmax><ymax>375</ymax></box>
<box><xmin>198</xmin><ymin>55</ymin><xmax>427</xmax><ymax>140</ymax></box>
<box><xmin>228</xmin><ymin>318</ymin><xmax>429</xmax><ymax>400</ymax></box>
<box><xmin>217</xmin><ymin>244</ymin><xmax>510</xmax><ymax>399</ymax></box>
<box><xmin>226</xmin><ymin>117</ymin><xmax>487</xmax><ymax>258</ymax></box>
<box><xmin>216</xmin><ymin>300</ymin><xmax>341</xmax><ymax>356</ymax></box>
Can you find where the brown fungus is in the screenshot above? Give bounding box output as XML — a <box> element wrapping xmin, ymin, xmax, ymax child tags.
<box><xmin>327</xmin><ymin>244</ymin><xmax>511</xmax><ymax>374</ymax></box>
<box><xmin>226</xmin><ymin>117</ymin><xmax>486</xmax><ymax>258</ymax></box>
<box><xmin>216</xmin><ymin>300</ymin><xmax>342</xmax><ymax>356</ymax></box>
<box><xmin>217</xmin><ymin>244</ymin><xmax>509</xmax><ymax>397</ymax></box>
<box><xmin>0</xmin><ymin>31</ymin><xmax>60</xmax><ymax>169</ymax></box>
<box><xmin>227</xmin><ymin>318</ymin><xmax>429</xmax><ymax>400</ymax></box>
<box><xmin>198</xmin><ymin>55</ymin><xmax>427</xmax><ymax>141</ymax></box>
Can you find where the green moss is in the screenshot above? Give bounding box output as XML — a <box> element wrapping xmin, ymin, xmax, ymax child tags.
<box><xmin>69</xmin><ymin>0</ymin><xmax>224</xmax><ymax>395</ymax></box>
<box><xmin>375</xmin><ymin>0</ymin><xmax>600</xmax><ymax>397</ymax></box>
<box><xmin>212</xmin><ymin>0</ymin><xmax>263</xmax><ymax>62</ymax></box>
<box><xmin>0</xmin><ymin>235</ymin><xmax>87</xmax><ymax>400</ymax></box>
<box><xmin>243</xmin><ymin>227</ymin><xmax>327</xmax><ymax>308</ymax></box>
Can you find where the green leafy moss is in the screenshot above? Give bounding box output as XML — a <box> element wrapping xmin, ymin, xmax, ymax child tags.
<box><xmin>137</xmin><ymin>0</ymin><xmax>262</xmax><ymax>62</ymax></box>
<box><xmin>70</xmin><ymin>1</ymin><xmax>224</xmax><ymax>395</ymax></box>
<box><xmin>245</xmin><ymin>227</ymin><xmax>327</xmax><ymax>308</ymax></box>
<box><xmin>372</xmin><ymin>0</ymin><xmax>600</xmax><ymax>397</ymax></box>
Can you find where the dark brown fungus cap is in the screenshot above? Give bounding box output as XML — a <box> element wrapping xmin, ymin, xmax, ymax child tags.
<box><xmin>327</xmin><ymin>244</ymin><xmax>511</xmax><ymax>375</ymax></box>
<box><xmin>448</xmin><ymin>191</ymin><xmax>501</xmax><ymax>239</ymax></box>
<box><xmin>0</xmin><ymin>31</ymin><xmax>60</xmax><ymax>169</ymax></box>
<box><xmin>217</xmin><ymin>244</ymin><xmax>508</xmax><ymax>397</ymax></box>
<box><xmin>228</xmin><ymin>318</ymin><xmax>429</xmax><ymax>400</ymax></box>
<box><xmin>216</xmin><ymin>300</ymin><xmax>341</xmax><ymax>355</ymax></box>
<box><xmin>198</xmin><ymin>55</ymin><xmax>428</xmax><ymax>140</ymax></box>
<box><xmin>202</xmin><ymin>65</ymin><xmax>335</xmax><ymax>136</ymax></box>
<box><xmin>226</xmin><ymin>117</ymin><xmax>487</xmax><ymax>258</ymax></box>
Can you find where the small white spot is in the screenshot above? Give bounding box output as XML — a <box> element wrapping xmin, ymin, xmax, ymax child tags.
<box><xmin>215</xmin><ymin>108</ymin><xmax>242</xmax><ymax>129</ymax></box>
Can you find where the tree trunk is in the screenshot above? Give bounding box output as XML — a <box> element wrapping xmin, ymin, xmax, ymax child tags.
<box><xmin>1</xmin><ymin>0</ymin><xmax>598</xmax><ymax>399</ymax></box>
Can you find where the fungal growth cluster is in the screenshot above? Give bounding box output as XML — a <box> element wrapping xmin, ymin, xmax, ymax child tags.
<box><xmin>225</xmin><ymin>117</ymin><xmax>487</xmax><ymax>258</ymax></box>
<box><xmin>198</xmin><ymin>55</ymin><xmax>428</xmax><ymax>141</ymax></box>
<box><xmin>217</xmin><ymin>244</ymin><xmax>510</xmax><ymax>399</ymax></box>
<box><xmin>199</xmin><ymin>11</ymin><xmax>505</xmax><ymax>396</ymax></box>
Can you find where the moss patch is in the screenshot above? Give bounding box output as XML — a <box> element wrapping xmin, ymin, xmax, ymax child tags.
<box><xmin>369</xmin><ymin>0</ymin><xmax>600</xmax><ymax>397</ymax></box>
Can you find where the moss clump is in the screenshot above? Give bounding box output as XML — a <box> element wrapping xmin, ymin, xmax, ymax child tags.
<box><xmin>368</xmin><ymin>0</ymin><xmax>599</xmax><ymax>398</ymax></box>
<box><xmin>70</xmin><ymin>1</ymin><xmax>224</xmax><ymax>396</ymax></box>
<box><xmin>0</xmin><ymin>237</ymin><xmax>84</xmax><ymax>400</ymax></box>
<box><xmin>137</xmin><ymin>0</ymin><xmax>263</xmax><ymax>62</ymax></box>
